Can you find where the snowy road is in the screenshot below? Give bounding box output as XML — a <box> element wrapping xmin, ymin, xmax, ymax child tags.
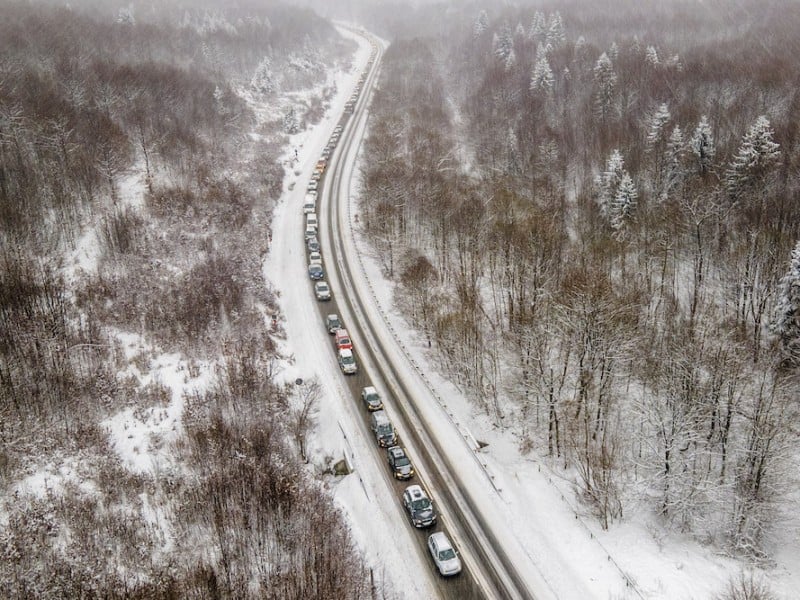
<box><xmin>321</xmin><ymin>28</ymin><xmax>550</xmax><ymax>600</ymax></box>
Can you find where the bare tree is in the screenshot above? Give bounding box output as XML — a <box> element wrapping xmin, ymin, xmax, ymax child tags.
<box><xmin>289</xmin><ymin>378</ymin><xmax>320</xmax><ymax>462</ymax></box>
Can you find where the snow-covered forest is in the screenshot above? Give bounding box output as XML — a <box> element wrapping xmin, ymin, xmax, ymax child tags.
<box><xmin>0</xmin><ymin>1</ymin><xmax>375</xmax><ymax>597</ymax></box>
<box><xmin>3</xmin><ymin>0</ymin><xmax>800</xmax><ymax>597</ymax></box>
<box><xmin>357</xmin><ymin>0</ymin><xmax>800</xmax><ymax>566</ymax></box>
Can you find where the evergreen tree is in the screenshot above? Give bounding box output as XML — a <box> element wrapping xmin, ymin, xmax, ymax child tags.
<box><xmin>689</xmin><ymin>115</ymin><xmax>715</xmax><ymax>176</ymax></box>
<box><xmin>646</xmin><ymin>103</ymin><xmax>671</xmax><ymax>151</ymax></box>
<box><xmin>662</xmin><ymin>125</ymin><xmax>686</xmax><ymax>201</ymax></box>
<box><xmin>610</xmin><ymin>173</ymin><xmax>638</xmax><ymax>235</ymax></box>
<box><xmin>504</xmin><ymin>47</ymin><xmax>517</xmax><ymax>71</ymax></box>
<box><xmin>530</xmin><ymin>52</ymin><xmax>555</xmax><ymax>93</ymax></box>
<box><xmin>595</xmin><ymin>149</ymin><xmax>626</xmax><ymax>218</ymax></box>
<box><xmin>515</xmin><ymin>22</ymin><xmax>526</xmax><ymax>40</ymax></box>
<box><xmin>773</xmin><ymin>240</ymin><xmax>800</xmax><ymax>363</ymax></box>
<box><xmin>608</xmin><ymin>41</ymin><xmax>619</xmax><ymax>61</ymax></box>
<box><xmin>117</xmin><ymin>6</ymin><xmax>135</xmax><ymax>25</ymax></box>
<box><xmin>283</xmin><ymin>106</ymin><xmax>299</xmax><ymax>134</ymax></box>
<box><xmin>593</xmin><ymin>52</ymin><xmax>617</xmax><ymax>122</ymax></box>
<box><xmin>251</xmin><ymin>57</ymin><xmax>275</xmax><ymax>94</ymax></box>
<box><xmin>645</xmin><ymin>45</ymin><xmax>660</xmax><ymax>67</ymax></box>
<box><xmin>546</xmin><ymin>11</ymin><xmax>566</xmax><ymax>47</ymax></box>
<box><xmin>528</xmin><ymin>11</ymin><xmax>546</xmax><ymax>42</ymax></box>
<box><xmin>473</xmin><ymin>10</ymin><xmax>489</xmax><ymax>38</ymax></box>
<box><xmin>725</xmin><ymin>115</ymin><xmax>781</xmax><ymax>201</ymax></box>
<box><xmin>493</xmin><ymin>23</ymin><xmax>514</xmax><ymax>64</ymax></box>
<box><xmin>666</xmin><ymin>54</ymin><xmax>684</xmax><ymax>72</ymax></box>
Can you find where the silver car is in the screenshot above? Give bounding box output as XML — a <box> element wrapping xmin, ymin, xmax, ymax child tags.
<box><xmin>314</xmin><ymin>281</ymin><xmax>331</xmax><ymax>301</ymax></box>
<box><xmin>338</xmin><ymin>348</ymin><xmax>357</xmax><ymax>374</ymax></box>
<box><xmin>428</xmin><ymin>532</ymin><xmax>461</xmax><ymax>576</ymax></box>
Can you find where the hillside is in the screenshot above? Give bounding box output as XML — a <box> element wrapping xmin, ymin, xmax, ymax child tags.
<box><xmin>0</xmin><ymin>1</ymin><xmax>373</xmax><ymax>597</ymax></box>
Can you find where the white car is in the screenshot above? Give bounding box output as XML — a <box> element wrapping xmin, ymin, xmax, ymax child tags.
<box><xmin>307</xmin><ymin>180</ymin><xmax>318</xmax><ymax>192</ymax></box>
<box><xmin>309</xmin><ymin>251</ymin><xmax>322</xmax><ymax>265</ymax></box>
<box><xmin>338</xmin><ymin>348</ymin><xmax>357</xmax><ymax>374</ymax></box>
<box><xmin>314</xmin><ymin>281</ymin><xmax>331</xmax><ymax>301</ymax></box>
<box><xmin>427</xmin><ymin>532</ymin><xmax>461</xmax><ymax>576</ymax></box>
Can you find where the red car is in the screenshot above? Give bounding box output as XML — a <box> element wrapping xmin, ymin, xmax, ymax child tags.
<box><xmin>334</xmin><ymin>329</ymin><xmax>353</xmax><ymax>350</ymax></box>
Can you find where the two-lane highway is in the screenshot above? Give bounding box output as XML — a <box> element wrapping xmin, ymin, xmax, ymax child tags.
<box><xmin>312</xmin><ymin>28</ymin><xmax>545</xmax><ymax>600</ymax></box>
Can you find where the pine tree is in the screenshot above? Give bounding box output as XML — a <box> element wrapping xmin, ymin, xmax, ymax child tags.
<box><xmin>473</xmin><ymin>10</ymin><xmax>489</xmax><ymax>38</ymax></box>
<box><xmin>546</xmin><ymin>11</ymin><xmax>566</xmax><ymax>47</ymax></box>
<box><xmin>117</xmin><ymin>6</ymin><xmax>135</xmax><ymax>25</ymax></box>
<box><xmin>645</xmin><ymin>45</ymin><xmax>660</xmax><ymax>67</ymax></box>
<box><xmin>662</xmin><ymin>125</ymin><xmax>686</xmax><ymax>200</ymax></box>
<box><xmin>251</xmin><ymin>57</ymin><xmax>274</xmax><ymax>94</ymax></box>
<box><xmin>646</xmin><ymin>103</ymin><xmax>671</xmax><ymax>151</ymax></box>
<box><xmin>689</xmin><ymin>115</ymin><xmax>715</xmax><ymax>176</ymax></box>
<box><xmin>666</xmin><ymin>54</ymin><xmax>683</xmax><ymax>72</ymax></box>
<box><xmin>515</xmin><ymin>22</ymin><xmax>526</xmax><ymax>40</ymax></box>
<box><xmin>595</xmin><ymin>149</ymin><xmax>626</xmax><ymax>218</ymax></box>
<box><xmin>725</xmin><ymin>115</ymin><xmax>781</xmax><ymax>201</ymax></box>
<box><xmin>610</xmin><ymin>173</ymin><xmax>638</xmax><ymax>235</ymax></box>
<box><xmin>593</xmin><ymin>52</ymin><xmax>617</xmax><ymax>122</ymax></box>
<box><xmin>528</xmin><ymin>11</ymin><xmax>546</xmax><ymax>42</ymax></box>
<box><xmin>493</xmin><ymin>23</ymin><xmax>514</xmax><ymax>64</ymax></box>
<box><xmin>608</xmin><ymin>41</ymin><xmax>619</xmax><ymax>61</ymax></box>
<box><xmin>530</xmin><ymin>52</ymin><xmax>555</xmax><ymax>93</ymax></box>
<box><xmin>504</xmin><ymin>47</ymin><xmax>517</xmax><ymax>71</ymax></box>
<box><xmin>773</xmin><ymin>240</ymin><xmax>800</xmax><ymax>363</ymax></box>
<box><xmin>283</xmin><ymin>106</ymin><xmax>299</xmax><ymax>134</ymax></box>
<box><xmin>505</xmin><ymin>126</ymin><xmax>520</xmax><ymax>175</ymax></box>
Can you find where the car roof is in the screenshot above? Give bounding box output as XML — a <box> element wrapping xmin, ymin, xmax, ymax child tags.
<box><xmin>315</xmin><ymin>281</ymin><xmax>328</xmax><ymax>287</ymax></box>
<box><xmin>388</xmin><ymin>446</ymin><xmax>404</xmax><ymax>457</ymax></box>
<box><xmin>429</xmin><ymin>531</ymin><xmax>450</xmax><ymax>548</ymax></box>
<box><xmin>335</xmin><ymin>328</ymin><xmax>349</xmax><ymax>336</ymax></box>
<box><xmin>339</xmin><ymin>348</ymin><xmax>353</xmax><ymax>357</ymax></box>
<box><xmin>405</xmin><ymin>484</ymin><xmax>424</xmax><ymax>497</ymax></box>
<box><xmin>363</xmin><ymin>385</ymin><xmax>377</xmax><ymax>394</ymax></box>
<box><xmin>327</xmin><ymin>314</ymin><xmax>339</xmax><ymax>320</ymax></box>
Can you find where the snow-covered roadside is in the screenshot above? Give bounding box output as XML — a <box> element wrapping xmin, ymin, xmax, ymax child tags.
<box><xmin>261</xmin><ymin>25</ymin><xmax>436</xmax><ymax>598</ymax></box>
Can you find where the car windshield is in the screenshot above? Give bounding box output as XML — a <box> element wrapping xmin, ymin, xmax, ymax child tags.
<box><xmin>342</xmin><ymin>355</ymin><xmax>354</xmax><ymax>365</ymax></box>
<box><xmin>439</xmin><ymin>548</ymin><xmax>456</xmax><ymax>561</ymax></box>
<box><xmin>395</xmin><ymin>456</ymin><xmax>410</xmax><ymax>467</ymax></box>
<box><xmin>318</xmin><ymin>284</ymin><xmax>328</xmax><ymax>291</ymax></box>
<box><xmin>412</xmin><ymin>498</ymin><xmax>430</xmax><ymax>511</ymax></box>
<box><xmin>366</xmin><ymin>393</ymin><xmax>379</xmax><ymax>403</ymax></box>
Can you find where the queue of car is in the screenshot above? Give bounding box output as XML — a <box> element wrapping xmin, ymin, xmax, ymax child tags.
<box><xmin>300</xmin><ymin>40</ymin><xmax>462</xmax><ymax>578</ymax></box>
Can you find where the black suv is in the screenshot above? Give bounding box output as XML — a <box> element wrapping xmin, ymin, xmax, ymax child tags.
<box><xmin>387</xmin><ymin>446</ymin><xmax>414</xmax><ymax>480</ymax></box>
<box><xmin>360</xmin><ymin>386</ymin><xmax>383</xmax><ymax>411</ymax></box>
<box><xmin>402</xmin><ymin>484</ymin><xmax>436</xmax><ymax>528</ymax></box>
